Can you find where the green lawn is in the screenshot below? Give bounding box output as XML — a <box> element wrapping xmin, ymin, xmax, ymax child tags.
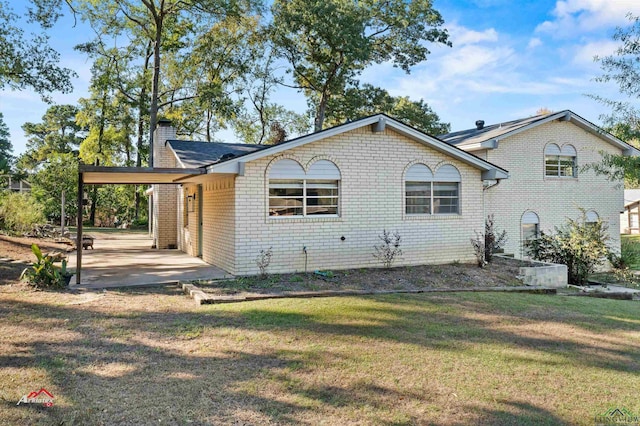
<box><xmin>0</xmin><ymin>287</ymin><xmax>638</xmax><ymax>425</ymax></box>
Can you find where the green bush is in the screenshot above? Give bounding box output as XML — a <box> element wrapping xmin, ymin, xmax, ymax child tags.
<box><xmin>0</xmin><ymin>191</ymin><xmax>45</xmax><ymax>234</ymax></box>
<box><xmin>20</xmin><ymin>244</ymin><xmax>72</xmax><ymax>289</ymax></box>
<box><xmin>608</xmin><ymin>238</ymin><xmax>640</xmax><ymax>270</ymax></box>
<box><xmin>525</xmin><ymin>214</ymin><xmax>610</xmax><ymax>285</ymax></box>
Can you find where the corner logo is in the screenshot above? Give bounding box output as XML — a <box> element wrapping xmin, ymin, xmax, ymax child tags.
<box><xmin>595</xmin><ymin>407</ymin><xmax>639</xmax><ymax>425</ymax></box>
<box><xmin>17</xmin><ymin>388</ymin><xmax>54</xmax><ymax>407</ymax></box>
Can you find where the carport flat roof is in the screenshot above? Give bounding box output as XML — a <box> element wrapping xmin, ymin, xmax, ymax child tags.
<box><xmin>80</xmin><ymin>165</ymin><xmax>205</xmax><ymax>184</ymax></box>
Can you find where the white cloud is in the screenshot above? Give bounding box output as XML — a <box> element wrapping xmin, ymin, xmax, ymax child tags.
<box><xmin>528</xmin><ymin>38</ymin><xmax>542</xmax><ymax>49</ymax></box>
<box><xmin>536</xmin><ymin>0</ymin><xmax>640</xmax><ymax>37</ymax></box>
<box><xmin>449</xmin><ymin>25</ymin><xmax>499</xmax><ymax>46</ymax></box>
<box><xmin>572</xmin><ymin>40</ymin><xmax>620</xmax><ymax>66</ymax></box>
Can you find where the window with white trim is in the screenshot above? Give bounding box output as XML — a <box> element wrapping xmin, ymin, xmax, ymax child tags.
<box><xmin>545</xmin><ymin>144</ymin><xmax>577</xmax><ymax>177</ymax></box>
<box><xmin>405</xmin><ymin>164</ymin><xmax>460</xmax><ymax>215</ymax></box>
<box><xmin>521</xmin><ymin>211</ymin><xmax>540</xmax><ymax>244</ymax></box>
<box><xmin>268</xmin><ymin>159</ymin><xmax>340</xmax><ymax>217</ymax></box>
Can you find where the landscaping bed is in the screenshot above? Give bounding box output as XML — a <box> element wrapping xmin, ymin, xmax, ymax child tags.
<box><xmin>196</xmin><ymin>257</ymin><xmax>525</xmax><ymax>296</ymax></box>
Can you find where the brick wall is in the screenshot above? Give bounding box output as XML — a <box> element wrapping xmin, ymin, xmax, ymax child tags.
<box><xmin>201</xmin><ymin>177</ymin><xmax>236</xmax><ymax>273</ymax></box>
<box><xmin>231</xmin><ymin>126</ymin><xmax>486</xmax><ymax>275</ymax></box>
<box><xmin>482</xmin><ymin>120</ymin><xmax>623</xmax><ymax>257</ymax></box>
<box><xmin>152</xmin><ymin>123</ymin><xmax>178</xmax><ymax>249</ymax></box>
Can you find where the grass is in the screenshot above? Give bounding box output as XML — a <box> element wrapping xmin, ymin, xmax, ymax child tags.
<box><xmin>0</xmin><ymin>287</ymin><xmax>638</xmax><ymax>425</ymax></box>
<box><xmin>621</xmin><ymin>234</ymin><xmax>640</xmax><ymax>270</ymax></box>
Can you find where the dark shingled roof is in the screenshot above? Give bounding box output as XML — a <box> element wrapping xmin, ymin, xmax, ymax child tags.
<box><xmin>439</xmin><ymin>112</ymin><xmax>561</xmax><ymax>147</ymax></box>
<box><xmin>167</xmin><ymin>140</ymin><xmax>266</xmax><ymax>168</ymax></box>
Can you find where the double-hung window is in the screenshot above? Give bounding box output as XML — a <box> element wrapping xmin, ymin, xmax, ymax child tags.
<box><xmin>544</xmin><ymin>144</ymin><xmax>577</xmax><ymax>177</ymax></box>
<box><xmin>268</xmin><ymin>159</ymin><xmax>340</xmax><ymax>217</ymax></box>
<box><xmin>405</xmin><ymin>164</ymin><xmax>461</xmax><ymax>215</ymax></box>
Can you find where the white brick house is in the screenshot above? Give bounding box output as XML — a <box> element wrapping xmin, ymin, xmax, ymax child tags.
<box><xmin>151</xmin><ymin>115</ymin><xmax>508</xmax><ymax>275</ymax></box>
<box><xmin>440</xmin><ymin>110</ymin><xmax>639</xmax><ymax>257</ymax></box>
<box><xmin>150</xmin><ymin>111</ymin><xmax>638</xmax><ymax>276</ymax></box>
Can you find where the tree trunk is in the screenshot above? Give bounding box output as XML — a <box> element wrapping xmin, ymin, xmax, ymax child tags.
<box><xmin>148</xmin><ymin>17</ymin><xmax>163</xmax><ymax>167</ymax></box>
<box><xmin>314</xmin><ymin>93</ymin><xmax>329</xmax><ymax>131</ymax></box>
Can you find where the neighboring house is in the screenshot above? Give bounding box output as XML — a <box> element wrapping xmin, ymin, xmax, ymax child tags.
<box><xmin>439</xmin><ymin>110</ymin><xmax>638</xmax><ymax>257</ymax></box>
<box><xmin>150</xmin><ymin>115</ymin><xmax>508</xmax><ymax>275</ymax></box>
<box><xmin>149</xmin><ymin>110</ymin><xmax>638</xmax><ymax>275</ymax></box>
<box><xmin>620</xmin><ymin>189</ymin><xmax>640</xmax><ymax>234</ymax></box>
<box><xmin>1</xmin><ymin>175</ymin><xmax>31</xmax><ymax>193</ymax></box>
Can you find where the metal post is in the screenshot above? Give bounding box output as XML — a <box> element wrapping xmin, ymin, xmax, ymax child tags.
<box><xmin>76</xmin><ymin>173</ymin><xmax>83</xmax><ymax>285</ymax></box>
<box><xmin>61</xmin><ymin>190</ymin><xmax>65</xmax><ymax>236</ymax></box>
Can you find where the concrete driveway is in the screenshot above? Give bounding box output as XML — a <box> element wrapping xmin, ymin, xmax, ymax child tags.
<box><xmin>68</xmin><ymin>231</ymin><xmax>231</xmax><ymax>289</ymax></box>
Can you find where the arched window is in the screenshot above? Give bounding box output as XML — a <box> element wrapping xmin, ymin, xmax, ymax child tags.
<box><xmin>268</xmin><ymin>159</ymin><xmax>340</xmax><ymax>217</ymax></box>
<box><xmin>405</xmin><ymin>164</ymin><xmax>460</xmax><ymax>215</ymax></box>
<box><xmin>405</xmin><ymin>164</ymin><xmax>433</xmax><ymax>214</ymax></box>
<box><xmin>585</xmin><ymin>210</ymin><xmax>598</xmax><ymax>223</ymax></box>
<box><xmin>521</xmin><ymin>211</ymin><xmax>540</xmax><ymax>244</ymax></box>
<box><xmin>545</xmin><ymin>144</ymin><xmax>577</xmax><ymax>177</ymax></box>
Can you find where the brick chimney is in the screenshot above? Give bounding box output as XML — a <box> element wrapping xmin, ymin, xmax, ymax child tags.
<box><xmin>152</xmin><ymin>120</ymin><xmax>178</xmax><ymax>249</ymax></box>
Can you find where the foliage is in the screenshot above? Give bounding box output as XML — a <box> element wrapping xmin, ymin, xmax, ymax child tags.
<box><xmin>608</xmin><ymin>237</ymin><xmax>640</xmax><ymax>270</ymax></box>
<box><xmin>588</xmin><ymin>14</ymin><xmax>640</xmax><ymax>187</ymax></box>
<box><xmin>524</xmin><ymin>214</ymin><xmax>610</xmax><ymax>285</ymax></box>
<box><xmin>0</xmin><ymin>0</ymin><xmax>75</xmax><ymax>100</ymax></box>
<box><xmin>470</xmin><ymin>215</ymin><xmax>507</xmax><ymax>268</ymax></box>
<box><xmin>255</xmin><ymin>247</ymin><xmax>273</xmax><ymax>278</ymax></box>
<box><xmin>0</xmin><ymin>191</ymin><xmax>46</xmax><ymax>234</ymax></box>
<box><xmin>17</xmin><ymin>104</ymin><xmax>85</xmax><ymax>171</ymax></box>
<box><xmin>325</xmin><ymin>84</ymin><xmax>450</xmax><ymax>135</ymax></box>
<box><xmin>20</xmin><ymin>244</ymin><xmax>71</xmax><ymax>289</ymax></box>
<box><xmin>270</xmin><ymin>0</ymin><xmax>450</xmax><ymax>130</ymax></box>
<box><xmin>0</xmin><ymin>112</ymin><xmax>12</xmax><ymax>174</ymax></box>
<box><xmin>373</xmin><ymin>229</ymin><xmax>403</xmax><ymax>269</ymax></box>
<box><xmin>28</xmin><ymin>152</ymin><xmax>78</xmax><ymax>221</ymax></box>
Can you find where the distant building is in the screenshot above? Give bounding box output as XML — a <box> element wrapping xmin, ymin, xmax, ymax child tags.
<box><xmin>1</xmin><ymin>175</ymin><xmax>31</xmax><ymax>193</ymax></box>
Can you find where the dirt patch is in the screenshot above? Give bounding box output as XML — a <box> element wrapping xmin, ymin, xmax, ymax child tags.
<box><xmin>0</xmin><ymin>234</ymin><xmax>73</xmax><ymax>286</ymax></box>
<box><xmin>198</xmin><ymin>257</ymin><xmax>524</xmax><ymax>296</ymax></box>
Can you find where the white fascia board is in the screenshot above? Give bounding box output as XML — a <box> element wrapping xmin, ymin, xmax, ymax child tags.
<box><xmin>207</xmin><ymin>116</ymin><xmax>382</xmax><ymax>174</ymax></box>
<box><xmin>208</xmin><ymin>114</ymin><xmax>509</xmax><ymax>179</ymax></box>
<box><xmin>385</xmin><ymin>120</ymin><xmax>508</xmax><ymax>176</ymax></box>
<box><xmin>566</xmin><ymin>114</ymin><xmax>639</xmax><ymax>154</ymax></box>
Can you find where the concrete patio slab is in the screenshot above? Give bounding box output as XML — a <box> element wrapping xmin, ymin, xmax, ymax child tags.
<box><xmin>68</xmin><ymin>231</ymin><xmax>231</xmax><ymax>289</ymax></box>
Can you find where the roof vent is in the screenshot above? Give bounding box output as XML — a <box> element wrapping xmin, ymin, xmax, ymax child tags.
<box><xmin>219</xmin><ymin>153</ymin><xmax>236</xmax><ymax>161</ymax></box>
<box><xmin>475</xmin><ymin>120</ymin><xmax>485</xmax><ymax>130</ymax></box>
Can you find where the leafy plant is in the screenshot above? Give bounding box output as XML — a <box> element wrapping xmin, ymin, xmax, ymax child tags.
<box><xmin>373</xmin><ymin>229</ymin><xmax>403</xmax><ymax>269</ymax></box>
<box><xmin>0</xmin><ymin>191</ymin><xmax>45</xmax><ymax>234</ymax></box>
<box><xmin>255</xmin><ymin>247</ymin><xmax>273</xmax><ymax>279</ymax></box>
<box><xmin>471</xmin><ymin>215</ymin><xmax>507</xmax><ymax>267</ymax></box>
<box><xmin>20</xmin><ymin>244</ymin><xmax>72</xmax><ymax>289</ymax></box>
<box><xmin>608</xmin><ymin>238</ymin><xmax>640</xmax><ymax>270</ymax></box>
<box><xmin>525</xmin><ymin>213</ymin><xmax>610</xmax><ymax>285</ymax></box>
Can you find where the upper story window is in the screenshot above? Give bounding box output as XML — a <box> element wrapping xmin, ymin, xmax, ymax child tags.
<box><xmin>405</xmin><ymin>164</ymin><xmax>461</xmax><ymax>215</ymax></box>
<box><xmin>544</xmin><ymin>143</ymin><xmax>577</xmax><ymax>178</ymax></box>
<box><xmin>268</xmin><ymin>159</ymin><xmax>340</xmax><ymax>217</ymax></box>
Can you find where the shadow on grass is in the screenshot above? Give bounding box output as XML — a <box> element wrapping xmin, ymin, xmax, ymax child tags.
<box><xmin>0</xmin><ymin>291</ymin><xmax>638</xmax><ymax>424</ymax></box>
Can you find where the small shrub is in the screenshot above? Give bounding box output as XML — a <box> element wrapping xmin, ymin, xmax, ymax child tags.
<box><xmin>608</xmin><ymin>238</ymin><xmax>640</xmax><ymax>270</ymax></box>
<box><xmin>255</xmin><ymin>247</ymin><xmax>273</xmax><ymax>278</ymax></box>
<box><xmin>373</xmin><ymin>229</ymin><xmax>403</xmax><ymax>269</ymax></box>
<box><xmin>525</xmin><ymin>213</ymin><xmax>610</xmax><ymax>285</ymax></box>
<box><xmin>0</xmin><ymin>192</ymin><xmax>46</xmax><ymax>235</ymax></box>
<box><xmin>470</xmin><ymin>215</ymin><xmax>507</xmax><ymax>267</ymax></box>
<box><xmin>20</xmin><ymin>244</ymin><xmax>71</xmax><ymax>289</ymax></box>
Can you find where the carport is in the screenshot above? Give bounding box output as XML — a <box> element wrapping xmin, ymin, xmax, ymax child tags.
<box><xmin>75</xmin><ymin>165</ymin><xmax>213</xmax><ymax>286</ymax></box>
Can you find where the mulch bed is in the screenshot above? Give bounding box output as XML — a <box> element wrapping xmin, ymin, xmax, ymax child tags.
<box><xmin>196</xmin><ymin>257</ymin><xmax>525</xmax><ymax>297</ymax></box>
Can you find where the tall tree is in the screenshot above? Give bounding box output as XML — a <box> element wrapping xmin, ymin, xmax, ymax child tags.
<box><xmin>18</xmin><ymin>104</ymin><xmax>85</xmax><ymax>171</ymax></box>
<box><xmin>0</xmin><ymin>0</ymin><xmax>75</xmax><ymax>100</ymax></box>
<box><xmin>270</xmin><ymin>0</ymin><xmax>450</xmax><ymax>131</ymax></box>
<box><xmin>589</xmin><ymin>14</ymin><xmax>640</xmax><ymax>187</ymax></box>
<box><xmin>325</xmin><ymin>84</ymin><xmax>450</xmax><ymax>135</ymax></box>
<box><xmin>0</xmin><ymin>112</ymin><xmax>12</xmax><ymax>174</ymax></box>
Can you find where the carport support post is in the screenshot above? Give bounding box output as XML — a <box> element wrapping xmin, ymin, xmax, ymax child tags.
<box><xmin>76</xmin><ymin>172</ymin><xmax>83</xmax><ymax>285</ymax></box>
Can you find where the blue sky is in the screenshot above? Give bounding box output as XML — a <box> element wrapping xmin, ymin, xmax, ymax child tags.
<box><xmin>3</xmin><ymin>0</ymin><xmax>640</xmax><ymax>156</ymax></box>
